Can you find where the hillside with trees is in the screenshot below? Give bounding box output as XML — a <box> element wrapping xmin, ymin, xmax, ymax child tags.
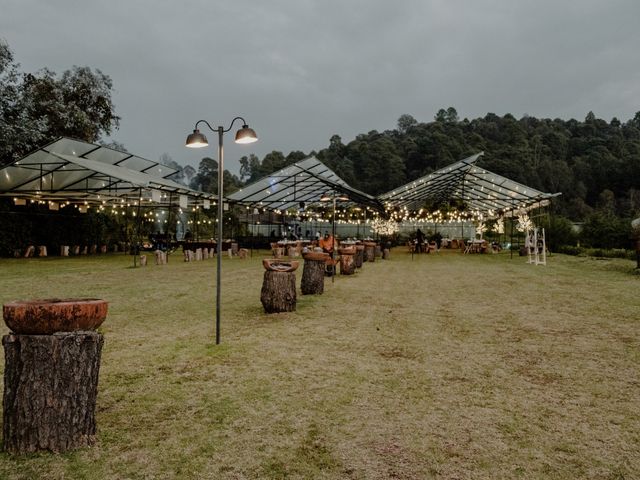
<box><xmin>237</xmin><ymin>108</ymin><xmax>640</xmax><ymax>223</ymax></box>
<box><xmin>229</xmin><ymin>108</ymin><xmax>640</xmax><ymax>250</ymax></box>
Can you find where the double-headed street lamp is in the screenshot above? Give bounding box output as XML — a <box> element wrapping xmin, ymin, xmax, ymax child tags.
<box><xmin>185</xmin><ymin>117</ymin><xmax>257</xmax><ymax>344</ymax></box>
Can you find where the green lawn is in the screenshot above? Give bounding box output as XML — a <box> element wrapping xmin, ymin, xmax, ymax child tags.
<box><xmin>0</xmin><ymin>249</ymin><xmax>638</xmax><ymax>479</ymax></box>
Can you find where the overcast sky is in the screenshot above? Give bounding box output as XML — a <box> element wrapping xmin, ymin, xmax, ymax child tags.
<box><xmin>2</xmin><ymin>0</ymin><xmax>639</xmax><ymax>174</ymax></box>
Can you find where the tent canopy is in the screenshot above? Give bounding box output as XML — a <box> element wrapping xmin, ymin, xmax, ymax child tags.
<box><xmin>2</xmin><ymin>140</ymin><xmax>559</xmax><ymax>217</ymax></box>
<box><xmin>227</xmin><ymin>156</ymin><xmax>385</xmax><ymax>213</ymax></box>
<box><xmin>0</xmin><ymin>137</ymin><xmax>215</xmax><ymax>206</ymax></box>
<box><xmin>378</xmin><ymin>152</ymin><xmax>560</xmax><ymax>215</ymax></box>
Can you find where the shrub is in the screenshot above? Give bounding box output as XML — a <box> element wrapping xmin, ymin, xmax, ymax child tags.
<box><xmin>539</xmin><ymin>214</ymin><xmax>578</xmax><ymax>251</ymax></box>
<box><xmin>557</xmin><ymin>245</ymin><xmax>584</xmax><ymax>256</ymax></box>
<box><xmin>580</xmin><ymin>212</ymin><xmax>632</xmax><ymax>249</ymax></box>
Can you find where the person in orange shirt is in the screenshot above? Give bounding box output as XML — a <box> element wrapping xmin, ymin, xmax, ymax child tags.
<box><xmin>319</xmin><ymin>232</ymin><xmax>336</xmax><ymax>254</ymax></box>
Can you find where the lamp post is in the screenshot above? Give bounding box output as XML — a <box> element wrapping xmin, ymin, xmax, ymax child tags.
<box><xmin>353</xmin><ymin>207</ymin><xmax>362</xmax><ymax>238</ymax></box>
<box><xmin>185</xmin><ymin>117</ymin><xmax>257</xmax><ymax>344</ymax></box>
<box><xmin>320</xmin><ymin>190</ymin><xmax>349</xmax><ymax>282</ymax></box>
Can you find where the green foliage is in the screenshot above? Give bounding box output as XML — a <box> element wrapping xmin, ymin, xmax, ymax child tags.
<box><xmin>556</xmin><ymin>245</ymin><xmax>584</xmax><ymax>256</ymax></box>
<box><xmin>580</xmin><ymin>212</ymin><xmax>632</xmax><ymax>249</ymax></box>
<box><xmin>539</xmin><ymin>215</ymin><xmax>578</xmax><ymax>251</ymax></box>
<box><xmin>556</xmin><ymin>244</ymin><xmax>635</xmax><ymax>260</ymax></box>
<box><xmin>190</xmin><ymin>157</ymin><xmax>218</xmax><ymax>193</ymax></box>
<box><xmin>0</xmin><ymin>40</ymin><xmax>120</xmax><ymax>165</ymax></box>
<box><xmin>189</xmin><ymin>157</ymin><xmax>243</xmax><ymax>195</ymax></box>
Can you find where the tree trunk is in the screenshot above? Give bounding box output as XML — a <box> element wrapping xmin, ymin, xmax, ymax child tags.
<box><xmin>3</xmin><ymin>332</ymin><xmax>104</xmax><ymax>454</ymax></box>
<box><xmin>301</xmin><ymin>258</ymin><xmax>326</xmax><ymax>294</ymax></box>
<box><xmin>339</xmin><ymin>253</ymin><xmax>355</xmax><ymax>275</ymax></box>
<box><xmin>364</xmin><ymin>242</ymin><xmax>376</xmax><ymax>262</ymax></box>
<box><xmin>261</xmin><ymin>271</ymin><xmax>297</xmax><ymax>313</ymax></box>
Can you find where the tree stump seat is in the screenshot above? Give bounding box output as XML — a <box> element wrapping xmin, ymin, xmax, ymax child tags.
<box><xmin>260</xmin><ymin>271</ymin><xmax>297</xmax><ymax>312</ymax></box>
<box><xmin>261</xmin><ymin>260</ymin><xmax>298</xmax><ymax>312</ymax></box>
<box><xmin>2</xmin><ymin>298</ymin><xmax>107</xmax><ymax>454</ymax></box>
<box><xmin>301</xmin><ymin>252</ymin><xmax>329</xmax><ymax>294</ymax></box>
<box><xmin>363</xmin><ymin>241</ymin><xmax>376</xmax><ymax>262</ymax></box>
<box><xmin>338</xmin><ymin>247</ymin><xmax>356</xmax><ymax>275</ymax></box>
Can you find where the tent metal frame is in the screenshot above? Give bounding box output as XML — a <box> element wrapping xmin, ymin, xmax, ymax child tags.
<box><xmin>226</xmin><ymin>157</ymin><xmax>385</xmax><ymax>213</ymax></box>
<box><xmin>378</xmin><ymin>152</ymin><xmax>560</xmax><ymax>215</ymax></box>
<box><xmin>0</xmin><ymin>137</ymin><xmax>215</xmax><ymax>208</ymax></box>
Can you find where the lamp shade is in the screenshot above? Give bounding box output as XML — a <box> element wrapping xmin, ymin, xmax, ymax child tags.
<box><xmin>234</xmin><ymin>125</ymin><xmax>258</xmax><ymax>144</ymax></box>
<box><xmin>185</xmin><ymin>129</ymin><xmax>208</xmax><ymax>148</ymax></box>
<box><xmin>320</xmin><ymin>193</ymin><xmax>332</xmax><ymax>202</ymax></box>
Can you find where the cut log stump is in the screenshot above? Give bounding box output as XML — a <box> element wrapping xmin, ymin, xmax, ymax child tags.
<box><xmin>339</xmin><ymin>252</ymin><xmax>356</xmax><ymax>275</ymax></box>
<box><xmin>301</xmin><ymin>255</ymin><xmax>327</xmax><ymax>294</ymax></box>
<box><xmin>261</xmin><ymin>271</ymin><xmax>296</xmax><ymax>313</ymax></box>
<box><xmin>2</xmin><ymin>332</ymin><xmax>104</xmax><ymax>454</ymax></box>
<box><xmin>364</xmin><ymin>242</ymin><xmax>376</xmax><ymax>263</ymax></box>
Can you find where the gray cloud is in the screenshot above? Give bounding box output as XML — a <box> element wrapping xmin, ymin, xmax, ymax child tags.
<box><xmin>2</xmin><ymin>0</ymin><xmax>639</xmax><ymax>174</ymax></box>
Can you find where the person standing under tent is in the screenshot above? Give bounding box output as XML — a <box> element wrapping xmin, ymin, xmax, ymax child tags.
<box><xmin>416</xmin><ymin>228</ymin><xmax>425</xmax><ymax>253</ymax></box>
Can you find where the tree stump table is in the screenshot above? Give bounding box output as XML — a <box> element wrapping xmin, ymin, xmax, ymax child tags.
<box><xmin>354</xmin><ymin>245</ymin><xmax>365</xmax><ymax>269</ymax></box>
<box><xmin>2</xmin><ymin>298</ymin><xmax>107</xmax><ymax>454</ymax></box>
<box><xmin>338</xmin><ymin>247</ymin><xmax>356</xmax><ymax>275</ymax></box>
<box><xmin>301</xmin><ymin>252</ymin><xmax>328</xmax><ymax>294</ymax></box>
<box><xmin>260</xmin><ymin>259</ymin><xmax>299</xmax><ymax>313</ymax></box>
<box><xmin>364</xmin><ymin>241</ymin><xmax>377</xmax><ymax>263</ymax></box>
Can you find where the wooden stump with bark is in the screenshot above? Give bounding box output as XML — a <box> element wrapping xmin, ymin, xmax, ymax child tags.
<box><xmin>338</xmin><ymin>247</ymin><xmax>356</xmax><ymax>275</ymax></box>
<box><xmin>261</xmin><ymin>271</ymin><xmax>297</xmax><ymax>313</ymax></box>
<box><xmin>2</xmin><ymin>332</ymin><xmax>104</xmax><ymax>454</ymax></box>
<box><xmin>339</xmin><ymin>254</ymin><xmax>355</xmax><ymax>275</ymax></box>
<box><xmin>301</xmin><ymin>253</ymin><xmax>328</xmax><ymax>294</ymax></box>
<box><xmin>364</xmin><ymin>242</ymin><xmax>376</xmax><ymax>263</ymax></box>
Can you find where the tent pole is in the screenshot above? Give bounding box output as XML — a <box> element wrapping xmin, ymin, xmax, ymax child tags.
<box><xmin>166</xmin><ymin>192</ymin><xmax>173</xmax><ymax>263</ymax></box>
<box><xmin>133</xmin><ymin>188</ymin><xmax>144</xmax><ymax>268</ymax></box>
<box><xmin>510</xmin><ymin>199</ymin><xmax>515</xmax><ymax>259</ymax></box>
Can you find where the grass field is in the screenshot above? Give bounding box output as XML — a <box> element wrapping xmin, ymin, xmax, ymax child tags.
<box><xmin>0</xmin><ymin>249</ymin><xmax>638</xmax><ymax>479</ymax></box>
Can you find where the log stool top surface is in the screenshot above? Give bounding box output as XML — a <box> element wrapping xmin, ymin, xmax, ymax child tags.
<box><xmin>262</xmin><ymin>259</ymin><xmax>299</xmax><ymax>272</ymax></box>
<box><xmin>3</xmin><ymin>298</ymin><xmax>108</xmax><ymax>335</ymax></box>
